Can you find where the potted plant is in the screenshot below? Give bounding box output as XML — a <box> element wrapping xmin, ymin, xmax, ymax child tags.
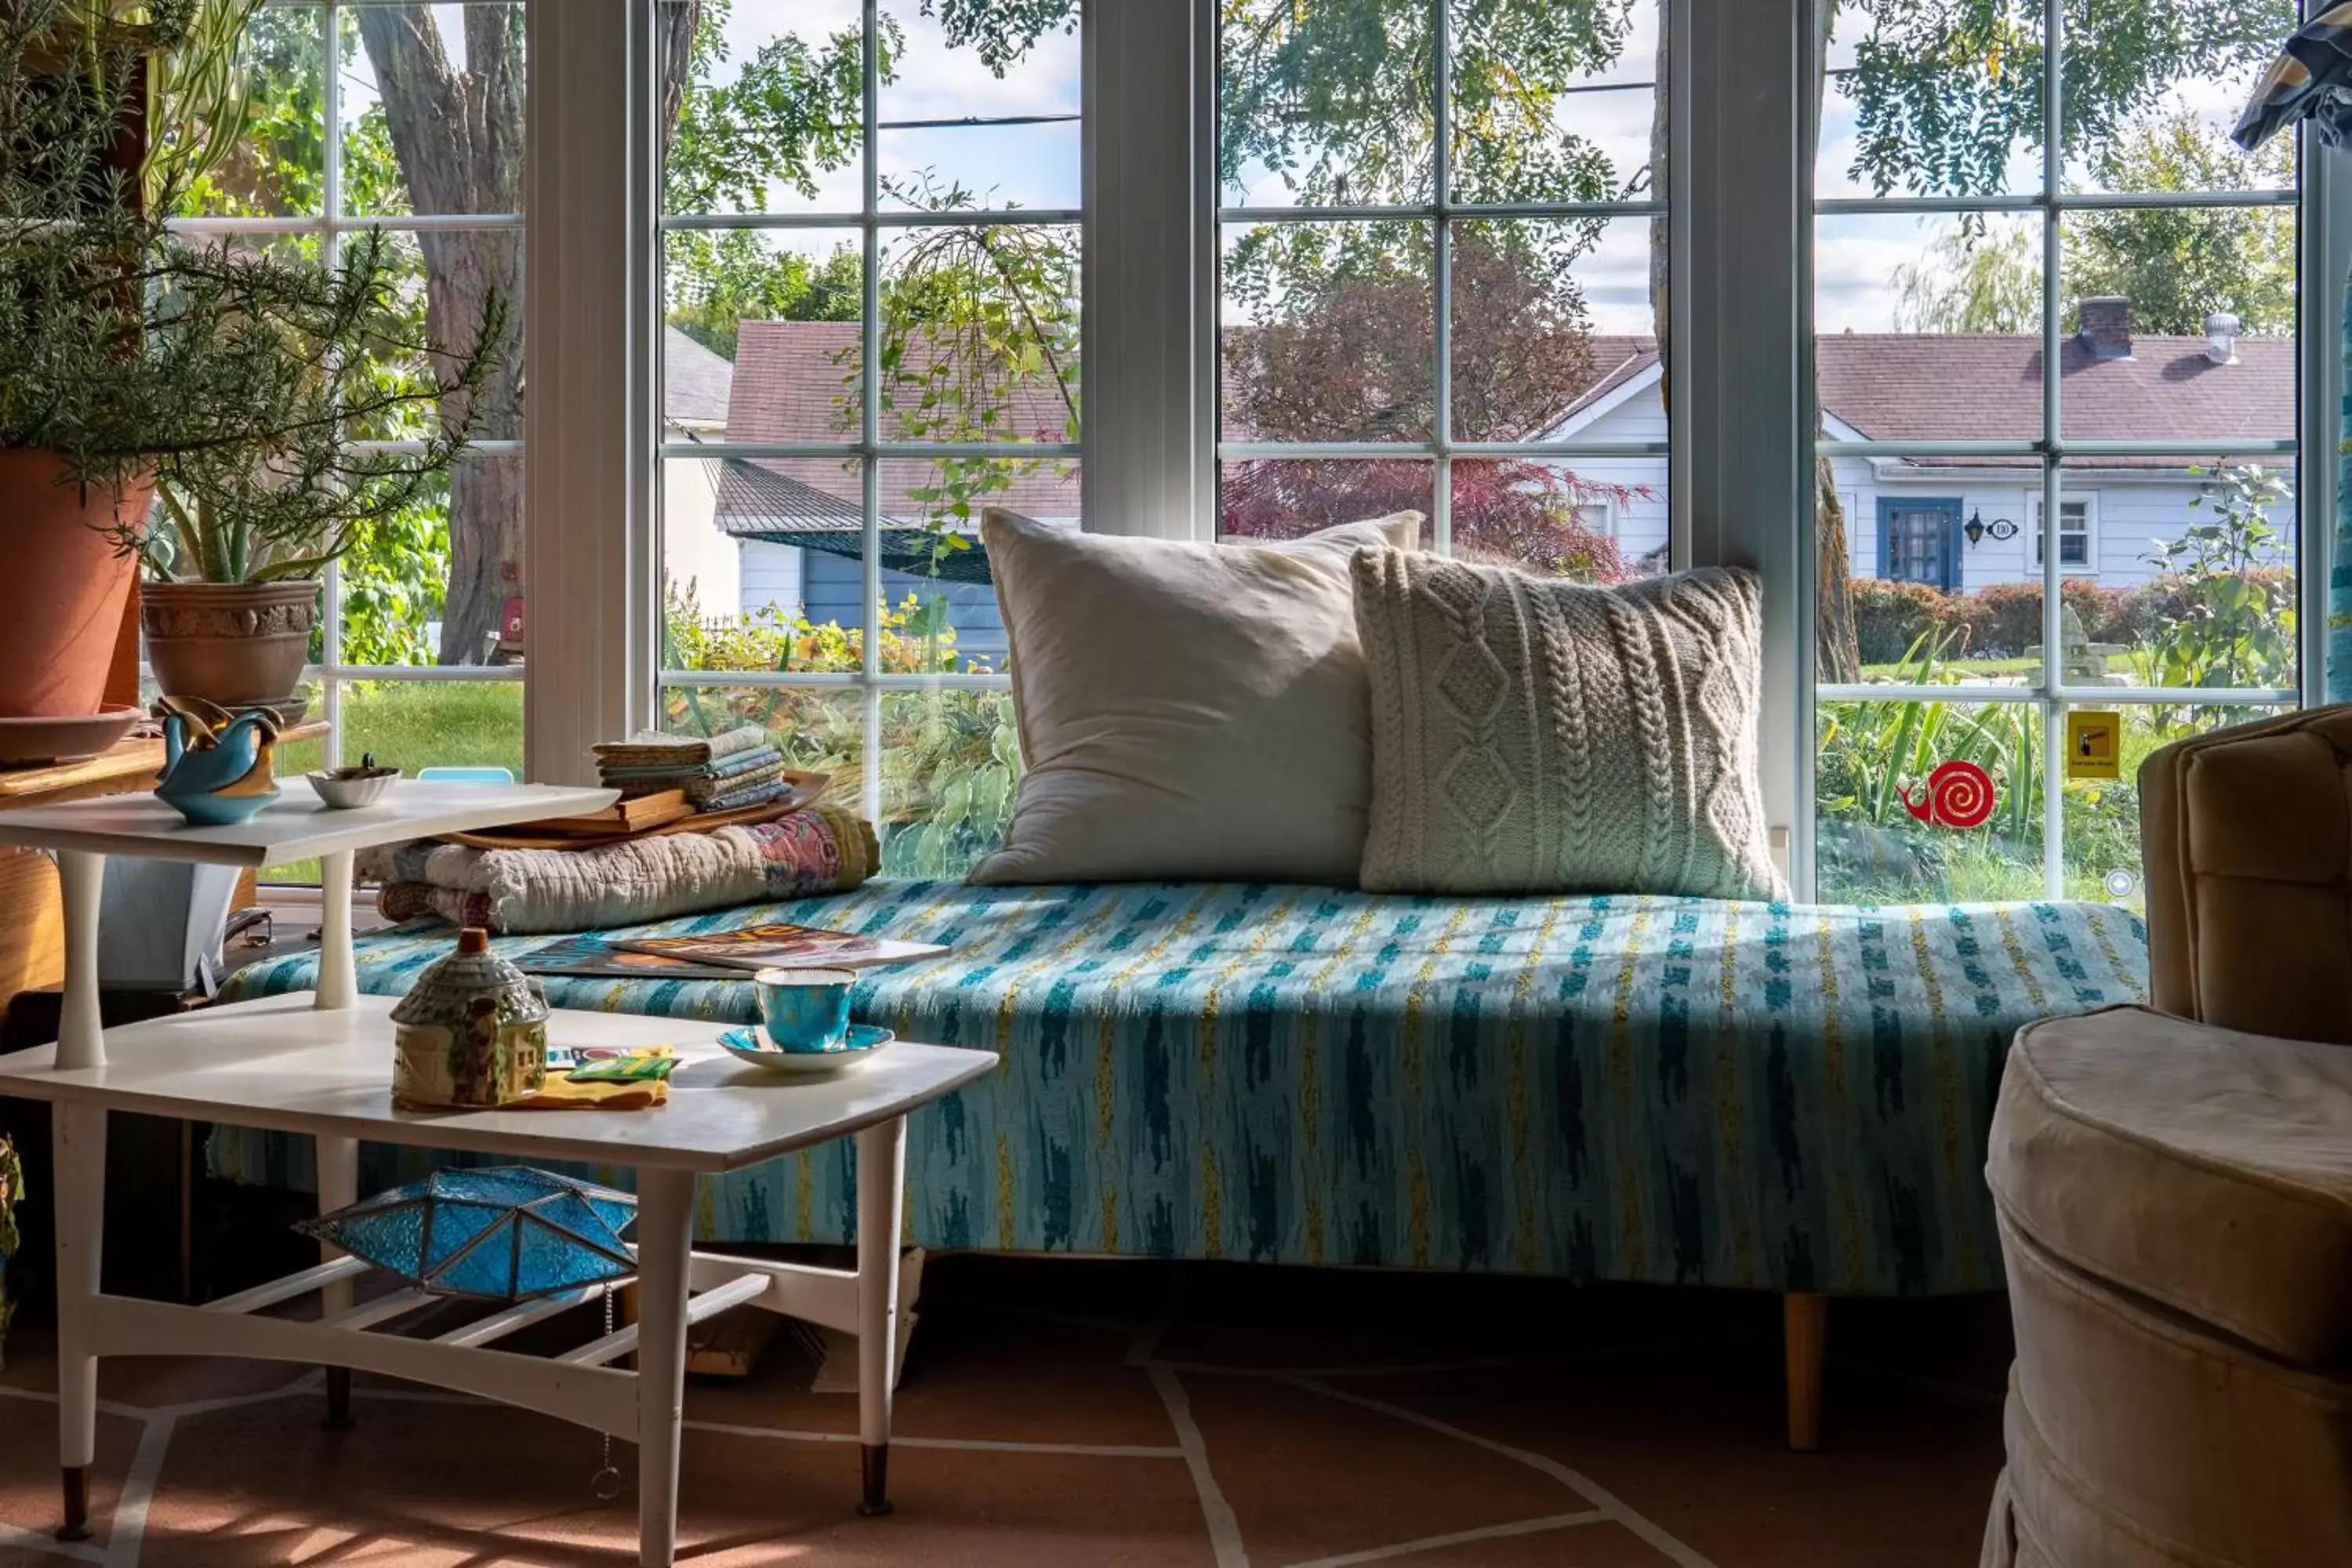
<box><xmin>0</xmin><ymin>1</ymin><xmax>500</xmax><ymax>720</ymax></box>
<box><xmin>116</xmin><ymin>228</ymin><xmax>504</xmax><ymax>713</ymax></box>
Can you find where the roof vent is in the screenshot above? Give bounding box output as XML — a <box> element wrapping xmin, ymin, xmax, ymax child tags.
<box><xmin>2205</xmin><ymin>310</ymin><xmax>2241</xmax><ymax>365</ymax></box>
<box><xmin>2077</xmin><ymin>296</ymin><xmax>2132</xmax><ymax>361</ymax></box>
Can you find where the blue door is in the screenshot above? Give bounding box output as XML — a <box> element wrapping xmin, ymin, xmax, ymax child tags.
<box><xmin>1877</xmin><ymin>498</ymin><xmax>1962</xmax><ymax>592</ymax></box>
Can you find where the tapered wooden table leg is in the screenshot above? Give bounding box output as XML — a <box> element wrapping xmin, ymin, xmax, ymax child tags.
<box><xmin>635</xmin><ymin>1168</ymin><xmax>695</xmax><ymax>1567</ymax></box>
<box><xmin>1784</xmin><ymin>1291</ymin><xmax>1827</xmax><ymax>1452</ymax></box>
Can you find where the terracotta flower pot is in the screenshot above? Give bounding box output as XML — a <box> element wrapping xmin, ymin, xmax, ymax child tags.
<box><xmin>0</xmin><ymin>450</ymin><xmax>151</xmax><ymax>719</ymax></box>
<box><xmin>142</xmin><ymin>579</ymin><xmax>320</xmax><ymax>710</ymax></box>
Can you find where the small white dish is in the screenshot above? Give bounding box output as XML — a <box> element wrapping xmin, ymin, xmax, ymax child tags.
<box><xmin>307</xmin><ymin>768</ymin><xmax>400</xmax><ymax>809</ymax></box>
<box><xmin>717</xmin><ymin>1023</ymin><xmax>893</xmax><ymax>1076</ymax></box>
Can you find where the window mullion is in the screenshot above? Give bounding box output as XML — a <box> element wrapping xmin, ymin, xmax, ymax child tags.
<box><xmin>1430</xmin><ymin>0</ymin><xmax>1452</xmax><ymax>556</ymax></box>
<box><xmin>859</xmin><ymin>0</ymin><xmax>884</xmax><ymax>826</ymax></box>
<box><xmin>2038</xmin><ymin>0</ymin><xmax>2066</xmax><ymax>900</ymax></box>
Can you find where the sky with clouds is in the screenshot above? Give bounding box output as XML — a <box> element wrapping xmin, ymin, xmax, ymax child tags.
<box><xmin>697</xmin><ymin>2</ymin><xmax>2281</xmax><ymax>339</ymax></box>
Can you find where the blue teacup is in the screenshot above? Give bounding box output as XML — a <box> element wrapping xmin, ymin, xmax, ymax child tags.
<box><xmin>753</xmin><ymin>967</ymin><xmax>857</xmax><ymax>1053</ymax></box>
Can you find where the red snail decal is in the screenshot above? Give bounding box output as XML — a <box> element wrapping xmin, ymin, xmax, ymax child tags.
<box><xmin>1901</xmin><ymin>760</ymin><xmax>1996</xmax><ymax>830</ymax></box>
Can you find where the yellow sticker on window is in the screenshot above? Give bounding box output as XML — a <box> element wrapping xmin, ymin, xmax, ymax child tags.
<box><xmin>2066</xmin><ymin>710</ymin><xmax>2122</xmax><ymax>781</ymax></box>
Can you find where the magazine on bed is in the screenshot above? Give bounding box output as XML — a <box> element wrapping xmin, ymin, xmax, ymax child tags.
<box><xmin>609</xmin><ymin>921</ymin><xmax>948</xmax><ymax>972</ymax></box>
<box><xmin>512</xmin><ymin>933</ymin><xmax>744</xmax><ymax>981</ymax></box>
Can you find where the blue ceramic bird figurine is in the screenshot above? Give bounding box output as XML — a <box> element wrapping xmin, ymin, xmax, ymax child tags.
<box><xmin>154</xmin><ymin>695</ymin><xmax>283</xmax><ymax>826</ymax></box>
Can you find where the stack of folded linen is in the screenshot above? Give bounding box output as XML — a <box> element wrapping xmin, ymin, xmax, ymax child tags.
<box><xmin>593</xmin><ymin>725</ymin><xmax>791</xmax><ymax>813</ymax></box>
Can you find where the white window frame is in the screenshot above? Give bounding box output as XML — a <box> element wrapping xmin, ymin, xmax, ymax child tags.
<box><xmin>2029</xmin><ymin>495</ymin><xmax>2098</xmax><ymax>574</ymax></box>
<box><xmin>1203</xmin><ymin>0</ymin><xmax>1685</xmax><ymax>564</ymax></box>
<box><xmin>1806</xmin><ymin>0</ymin><xmax>2318</xmax><ymax>899</ymax></box>
<box><xmin>521</xmin><ymin>0</ymin><xmax>2336</xmax><ymax>874</ymax></box>
<box><xmin>172</xmin><ymin>0</ymin><xmax>530</xmax><ymax>775</ymax></box>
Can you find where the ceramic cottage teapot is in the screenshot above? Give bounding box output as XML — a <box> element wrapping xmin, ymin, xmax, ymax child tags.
<box><xmin>390</xmin><ymin>928</ymin><xmax>551</xmax><ymax>1109</ymax></box>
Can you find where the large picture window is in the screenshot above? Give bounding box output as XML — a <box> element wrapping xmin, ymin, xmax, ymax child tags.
<box><xmin>175</xmin><ymin>0</ymin><xmax>529</xmax><ymax>812</ymax></box>
<box><xmin>654</xmin><ymin>0</ymin><xmax>1078</xmax><ymax>876</ymax></box>
<box><xmin>1215</xmin><ymin>1</ymin><xmax>1672</xmax><ymax>577</ymax></box>
<box><xmin>1810</xmin><ymin>0</ymin><xmax>2300</xmax><ymax>905</ymax></box>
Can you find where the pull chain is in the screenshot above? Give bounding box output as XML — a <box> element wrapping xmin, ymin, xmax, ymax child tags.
<box><xmin>591</xmin><ymin>1282</ymin><xmax>624</xmax><ymax>1502</ymax></box>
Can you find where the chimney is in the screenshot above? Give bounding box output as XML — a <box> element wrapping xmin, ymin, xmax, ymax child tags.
<box><xmin>2077</xmin><ymin>296</ymin><xmax>2132</xmax><ymax>361</ymax></box>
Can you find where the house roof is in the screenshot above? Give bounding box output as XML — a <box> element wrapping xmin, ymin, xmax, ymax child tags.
<box><xmin>711</xmin><ymin>319</ymin><xmax>2296</xmax><ymax>532</ymax></box>
<box><xmin>1544</xmin><ymin>332</ymin><xmax>2292</xmax><ymax>467</ymax></box>
<box><xmin>662</xmin><ymin>325</ymin><xmax>734</xmax><ymax>430</ymax></box>
<box><xmin>717</xmin><ymin>320</ymin><xmax>1079</xmax><ymax>535</ymax></box>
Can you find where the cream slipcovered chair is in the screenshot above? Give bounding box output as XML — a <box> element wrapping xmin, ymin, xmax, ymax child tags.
<box><xmin>1981</xmin><ymin>706</ymin><xmax>2352</xmax><ymax>1568</ymax></box>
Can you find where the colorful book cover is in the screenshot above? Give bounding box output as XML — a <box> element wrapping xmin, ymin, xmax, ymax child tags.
<box><xmin>610</xmin><ymin>921</ymin><xmax>947</xmax><ymax>972</ymax></box>
<box><xmin>513</xmin><ymin>933</ymin><xmax>742</xmax><ymax>981</ymax></box>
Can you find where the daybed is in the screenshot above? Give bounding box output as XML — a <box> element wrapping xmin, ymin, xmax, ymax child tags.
<box><xmin>217</xmin><ymin>877</ymin><xmax>2148</xmax><ymax>1441</ymax></box>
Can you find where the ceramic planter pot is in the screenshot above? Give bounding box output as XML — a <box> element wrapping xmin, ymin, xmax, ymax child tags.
<box><xmin>141</xmin><ymin>579</ymin><xmax>318</xmax><ymax>710</ymax></box>
<box><xmin>0</xmin><ymin>451</ymin><xmax>151</xmax><ymax>719</ymax></box>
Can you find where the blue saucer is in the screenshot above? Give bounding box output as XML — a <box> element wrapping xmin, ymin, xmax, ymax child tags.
<box><xmin>717</xmin><ymin>1023</ymin><xmax>893</xmax><ymax>1075</ymax></box>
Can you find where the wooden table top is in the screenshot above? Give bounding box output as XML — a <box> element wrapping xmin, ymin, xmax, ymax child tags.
<box><xmin>0</xmin><ymin>723</ymin><xmax>329</xmax><ymax>804</ymax></box>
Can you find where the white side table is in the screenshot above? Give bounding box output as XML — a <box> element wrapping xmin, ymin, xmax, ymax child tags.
<box><xmin>0</xmin><ymin>779</ymin><xmax>615</xmax><ymax>1071</ymax></box>
<box><xmin>0</xmin><ymin>995</ymin><xmax>994</xmax><ymax>1565</ymax></box>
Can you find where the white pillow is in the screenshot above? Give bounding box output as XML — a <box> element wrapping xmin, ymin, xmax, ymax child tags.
<box><xmin>971</xmin><ymin>507</ymin><xmax>1425</xmax><ymax>886</ymax></box>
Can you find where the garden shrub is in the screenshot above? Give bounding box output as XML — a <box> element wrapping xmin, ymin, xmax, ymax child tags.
<box><xmin>1958</xmin><ymin>579</ymin><xmax>2134</xmax><ymax>655</ymax></box>
<box><xmin>1849</xmin><ymin>579</ymin><xmax>1959</xmax><ymax>664</ymax></box>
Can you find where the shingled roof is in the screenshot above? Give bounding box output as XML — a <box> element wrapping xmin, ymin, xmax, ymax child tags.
<box><xmin>714</xmin><ymin>316</ymin><xmax>2296</xmax><ymax>536</ymax></box>
<box><xmin>717</xmin><ymin>320</ymin><xmax>1080</xmax><ymax>537</ymax></box>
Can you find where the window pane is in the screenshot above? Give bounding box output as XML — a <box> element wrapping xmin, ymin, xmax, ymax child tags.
<box><xmin>344</xmin><ymin>230</ymin><xmax>523</xmax><ymax>446</ymax></box>
<box><xmin>2064</xmin><ymin>40</ymin><xmax>2294</xmax><ymax>197</ymax></box>
<box><xmin>662</xmin><ymin>0</ymin><xmax>863</xmax><ymax>216</ymax></box>
<box><xmin>175</xmin><ymin>4</ymin><xmax>327</xmax><ymax>219</ymax></box>
<box><xmin>318</xmin><ymin>452</ymin><xmax>522</xmax><ymax>670</ymax></box>
<box><xmin>1223</xmin><ymin>221</ymin><xmax>1435</xmax><ymax>445</ymax></box>
<box><xmin>1218</xmin><ymin>460</ymin><xmax>1434</xmax><ymax>544</ymax></box>
<box><xmin>1816</xmin><ymin>2</ymin><xmax>2042</xmax><ymax>199</ymax></box>
<box><xmin>665</xmin><ymin>228</ymin><xmax>862</xmax><ymax>375</ymax></box>
<box><xmin>1450</xmin><ymin>216</ymin><xmax>1657</xmax><ymax>442</ymax></box>
<box><xmin>2056</xmin><ymin>205</ymin><xmax>2295</xmax><ymax>441</ymax></box>
<box><xmin>345</xmin><ymin>680</ymin><xmax>524</xmax><ymax>776</ymax></box>
<box><xmin>1220</xmin><ymin>0</ymin><xmax>1435</xmax><ymax>208</ymax></box>
<box><xmin>879</xmin><ymin>688</ymin><xmax>1021</xmax><ymax>878</ymax></box>
<box><xmin>1448</xmin><ymin>2</ymin><xmax>1659</xmax><ymax>205</ymax></box>
<box><xmin>659</xmin><ymin>685</ymin><xmax>866</xmax><ymax>809</ymax></box>
<box><xmin>1451</xmin><ymin>460</ymin><xmax>1664</xmax><ymax>581</ymax></box>
<box><xmin>876</xmin><ymin>0</ymin><xmax>1079</xmax><ymax>212</ymax></box>
<box><xmin>878</xmin><ymin>223</ymin><xmax>1080</xmax><ymax>445</ymax></box>
<box><xmin>1816</xmin><ymin>699</ymin><xmax>2045</xmax><ymax>903</ymax></box>
<box><xmin>2064</xmin><ymin>703</ymin><xmax>2289</xmax><ymax>907</ymax></box>
<box><xmin>338</xmin><ymin>4</ymin><xmax>525</xmax><ymax>218</ymax></box>
<box><xmin>2067</xmin><ymin>457</ymin><xmax>2298</xmax><ymax>695</ymax></box>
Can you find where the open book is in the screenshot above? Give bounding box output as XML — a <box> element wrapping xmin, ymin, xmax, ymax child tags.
<box><xmin>610</xmin><ymin>921</ymin><xmax>947</xmax><ymax>973</ymax></box>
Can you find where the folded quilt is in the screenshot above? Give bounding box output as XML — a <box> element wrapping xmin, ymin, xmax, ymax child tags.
<box><xmin>591</xmin><ymin>724</ymin><xmax>766</xmax><ymax>771</ymax></box>
<box><xmin>363</xmin><ymin>806</ymin><xmax>878</xmax><ymax>933</ymax></box>
<box><xmin>695</xmin><ymin>774</ymin><xmax>793</xmax><ymax>814</ymax></box>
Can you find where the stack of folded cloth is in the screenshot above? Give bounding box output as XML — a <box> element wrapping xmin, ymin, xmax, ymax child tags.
<box><xmin>593</xmin><ymin>725</ymin><xmax>790</xmax><ymax>813</ymax></box>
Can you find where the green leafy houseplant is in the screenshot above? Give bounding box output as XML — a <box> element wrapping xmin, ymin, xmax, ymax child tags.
<box><xmin>0</xmin><ymin>0</ymin><xmax>503</xmax><ymax>717</ymax></box>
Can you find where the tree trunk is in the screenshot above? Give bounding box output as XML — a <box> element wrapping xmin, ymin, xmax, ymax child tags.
<box><xmin>357</xmin><ymin>7</ymin><xmax>524</xmax><ymax>666</ymax></box>
<box><xmin>1809</xmin><ymin>2</ymin><xmax>1859</xmax><ymax>682</ymax></box>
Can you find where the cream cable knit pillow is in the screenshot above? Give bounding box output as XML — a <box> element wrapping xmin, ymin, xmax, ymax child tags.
<box><xmin>1352</xmin><ymin>550</ymin><xmax>1784</xmax><ymax>900</ymax></box>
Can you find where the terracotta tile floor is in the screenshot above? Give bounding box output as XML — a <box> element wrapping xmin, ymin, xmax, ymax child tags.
<box><xmin>0</xmin><ymin>1258</ymin><xmax>2009</xmax><ymax>1567</ymax></box>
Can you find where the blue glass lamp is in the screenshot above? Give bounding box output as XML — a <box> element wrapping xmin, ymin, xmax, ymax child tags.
<box><xmin>297</xmin><ymin>1167</ymin><xmax>638</xmax><ymax>1302</ymax></box>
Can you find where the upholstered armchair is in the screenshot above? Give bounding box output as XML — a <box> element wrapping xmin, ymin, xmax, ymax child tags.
<box><xmin>1981</xmin><ymin>706</ymin><xmax>2352</xmax><ymax>1568</ymax></box>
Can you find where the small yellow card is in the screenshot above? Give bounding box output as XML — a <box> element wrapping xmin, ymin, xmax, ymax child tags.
<box><xmin>2066</xmin><ymin>710</ymin><xmax>2122</xmax><ymax>781</ymax></box>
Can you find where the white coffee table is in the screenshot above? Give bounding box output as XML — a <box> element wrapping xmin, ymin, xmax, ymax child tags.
<box><xmin>0</xmin><ymin>993</ymin><xmax>996</xmax><ymax>1566</ymax></box>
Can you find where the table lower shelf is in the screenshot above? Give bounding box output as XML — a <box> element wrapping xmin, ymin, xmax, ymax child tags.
<box><xmin>86</xmin><ymin>1246</ymin><xmax>889</xmax><ymax>1440</ymax></box>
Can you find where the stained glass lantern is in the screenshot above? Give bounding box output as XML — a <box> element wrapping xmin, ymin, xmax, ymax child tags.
<box><xmin>296</xmin><ymin>1167</ymin><xmax>637</xmax><ymax>1302</ymax></box>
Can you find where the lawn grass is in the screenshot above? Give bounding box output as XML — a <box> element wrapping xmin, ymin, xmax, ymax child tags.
<box><xmin>267</xmin><ymin>681</ymin><xmax>524</xmax><ymax>881</ymax></box>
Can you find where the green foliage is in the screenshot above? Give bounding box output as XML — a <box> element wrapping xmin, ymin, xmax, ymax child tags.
<box><xmin>2130</xmin><ymin>463</ymin><xmax>2297</xmax><ymax>728</ymax></box>
<box><xmin>661</xmin><ymin>583</ymin><xmax>1021</xmax><ymax>877</ymax></box>
<box><xmin>1893</xmin><ymin>220</ymin><xmax>2037</xmax><ymax>333</ymax></box>
<box><xmin>1838</xmin><ymin>0</ymin><xmax>2294</xmax><ymax>199</ymax></box>
<box><xmin>662</xmin><ymin>0</ymin><xmax>891</xmax><ymax>214</ymax></box>
<box><xmin>1818</xmin><ymin>628</ymin><xmax>2042</xmax><ymax>839</ymax></box>
<box><xmin>2067</xmin><ymin>114</ymin><xmax>2296</xmax><ymax>336</ymax></box>
<box><xmin>1849</xmin><ymin>577</ymin><xmax>1966</xmax><ymax>664</ymax></box>
<box><xmin>667</xmin><ymin>234</ymin><xmax>859</xmax><ymax>358</ymax></box>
